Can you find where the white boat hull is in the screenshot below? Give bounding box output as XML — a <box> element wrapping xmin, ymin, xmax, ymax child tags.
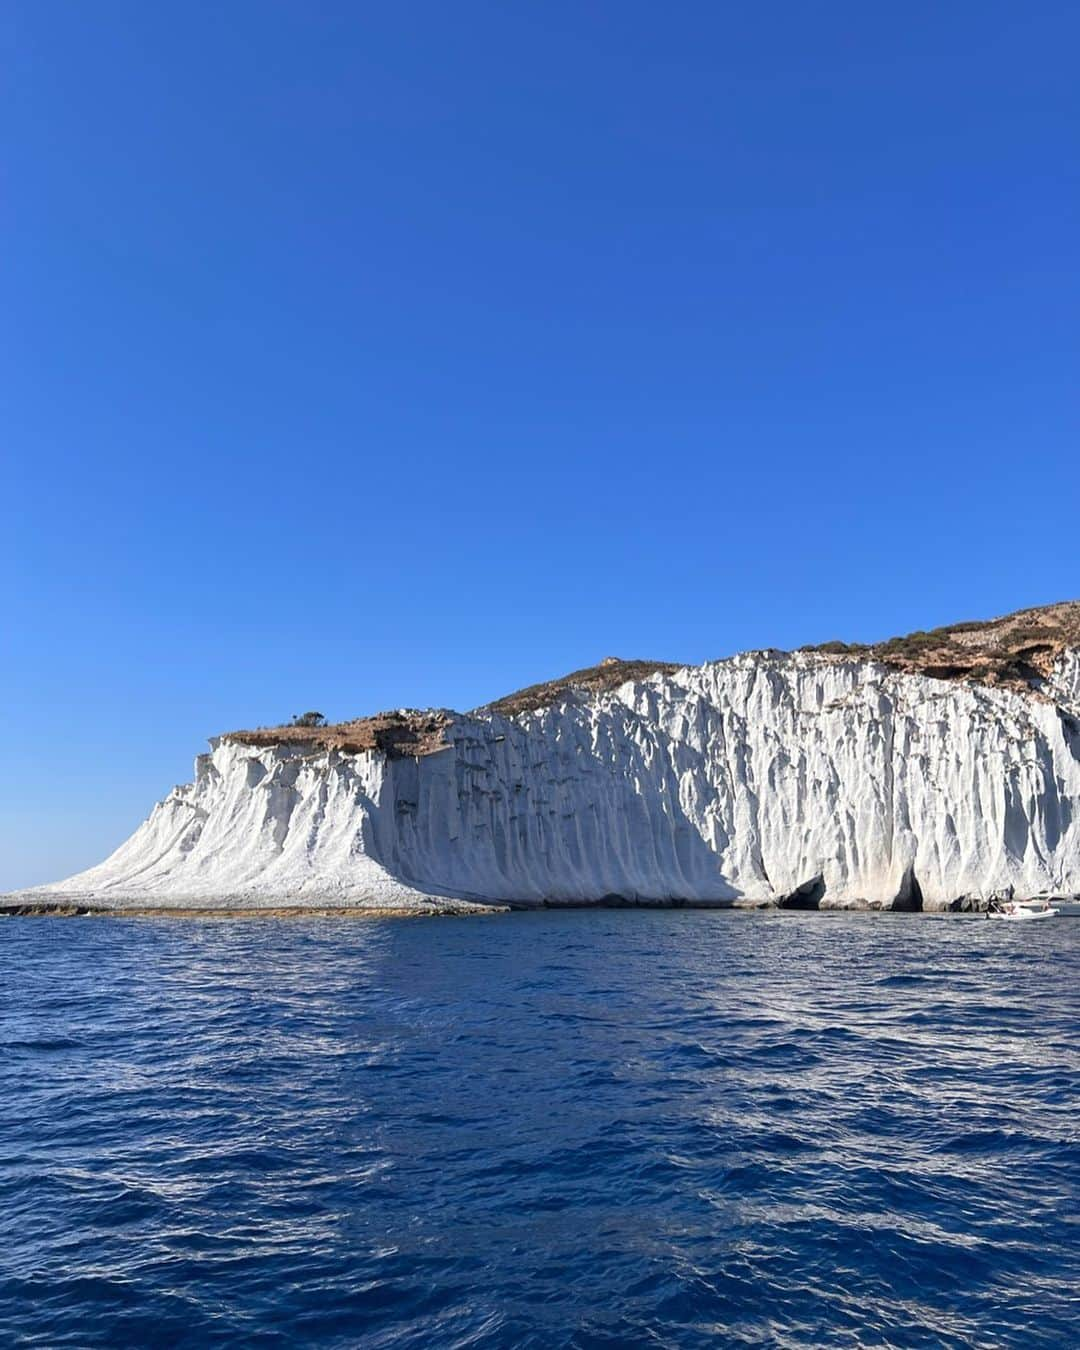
<box><xmin>1014</xmin><ymin>898</ymin><xmax>1080</xmax><ymax>917</ymax></box>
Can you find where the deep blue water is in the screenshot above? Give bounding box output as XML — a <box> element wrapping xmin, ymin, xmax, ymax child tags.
<box><xmin>0</xmin><ymin>911</ymin><xmax>1076</xmax><ymax>1348</ymax></box>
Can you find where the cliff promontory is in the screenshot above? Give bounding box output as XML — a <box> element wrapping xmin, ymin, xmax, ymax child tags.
<box><xmin>16</xmin><ymin>603</ymin><xmax>1080</xmax><ymax>913</ymax></box>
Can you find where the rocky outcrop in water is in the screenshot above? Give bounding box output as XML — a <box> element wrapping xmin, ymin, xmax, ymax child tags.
<box><xmin>22</xmin><ymin>604</ymin><xmax>1080</xmax><ymax>912</ymax></box>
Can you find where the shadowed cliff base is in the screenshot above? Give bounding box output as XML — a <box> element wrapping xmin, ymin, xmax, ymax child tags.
<box><xmin>778</xmin><ymin>876</ymin><xmax>827</xmax><ymax>910</ymax></box>
<box><xmin>889</xmin><ymin>866</ymin><xmax>925</xmax><ymax>914</ymax></box>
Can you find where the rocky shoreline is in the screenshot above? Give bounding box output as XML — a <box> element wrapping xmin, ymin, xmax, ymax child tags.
<box><xmin>3</xmin><ymin>894</ymin><xmax>1074</xmax><ymax>919</ymax></box>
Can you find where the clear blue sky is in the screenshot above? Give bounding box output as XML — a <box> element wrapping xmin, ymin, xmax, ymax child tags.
<box><xmin>4</xmin><ymin>1</ymin><xmax>1078</xmax><ymax>890</ymax></box>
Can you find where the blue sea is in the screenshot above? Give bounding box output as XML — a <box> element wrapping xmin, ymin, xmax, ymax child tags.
<box><xmin>1</xmin><ymin>911</ymin><xmax>1076</xmax><ymax>1348</ymax></box>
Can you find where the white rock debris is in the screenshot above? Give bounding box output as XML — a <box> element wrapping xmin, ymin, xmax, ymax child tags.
<box><xmin>29</xmin><ymin>648</ymin><xmax>1080</xmax><ymax>912</ymax></box>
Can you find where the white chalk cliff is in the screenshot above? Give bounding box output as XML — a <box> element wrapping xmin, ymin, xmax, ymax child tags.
<box><xmin>23</xmin><ymin>605</ymin><xmax>1080</xmax><ymax>912</ymax></box>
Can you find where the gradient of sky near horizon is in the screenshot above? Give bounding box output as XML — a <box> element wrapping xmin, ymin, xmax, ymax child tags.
<box><xmin>4</xmin><ymin>2</ymin><xmax>1079</xmax><ymax>890</ymax></box>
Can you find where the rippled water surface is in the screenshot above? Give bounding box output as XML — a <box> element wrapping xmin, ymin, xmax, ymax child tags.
<box><xmin>1</xmin><ymin>911</ymin><xmax>1077</xmax><ymax>1347</ymax></box>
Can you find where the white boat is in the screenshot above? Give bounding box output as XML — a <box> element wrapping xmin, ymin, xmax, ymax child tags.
<box><xmin>1016</xmin><ymin>897</ymin><xmax>1080</xmax><ymax>917</ymax></box>
<box><xmin>988</xmin><ymin>901</ymin><xmax>1059</xmax><ymax>921</ymax></box>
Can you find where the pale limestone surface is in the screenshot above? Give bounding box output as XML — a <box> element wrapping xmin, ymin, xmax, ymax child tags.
<box><xmin>28</xmin><ymin>650</ymin><xmax>1080</xmax><ymax>912</ymax></box>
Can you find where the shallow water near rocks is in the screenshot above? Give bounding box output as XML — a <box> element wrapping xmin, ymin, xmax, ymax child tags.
<box><xmin>1</xmin><ymin>910</ymin><xmax>1076</xmax><ymax>1348</ymax></box>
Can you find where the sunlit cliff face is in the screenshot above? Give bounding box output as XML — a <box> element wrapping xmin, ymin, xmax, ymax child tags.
<box><xmin>32</xmin><ymin>643</ymin><xmax>1080</xmax><ymax>913</ymax></box>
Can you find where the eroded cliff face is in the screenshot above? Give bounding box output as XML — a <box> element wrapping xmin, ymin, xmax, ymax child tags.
<box><xmin>33</xmin><ymin>643</ymin><xmax>1080</xmax><ymax>912</ymax></box>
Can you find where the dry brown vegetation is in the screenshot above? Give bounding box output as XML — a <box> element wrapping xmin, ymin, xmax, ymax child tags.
<box><xmin>224</xmin><ymin>660</ymin><xmax>681</xmax><ymax>755</ymax></box>
<box><xmin>221</xmin><ymin>605</ymin><xmax>1080</xmax><ymax>757</ymax></box>
<box><xmin>805</xmin><ymin>601</ymin><xmax>1080</xmax><ymax>693</ymax></box>
<box><xmin>226</xmin><ymin>709</ymin><xmax>453</xmax><ymax>759</ymax></box>
<box><xmin>480</xmin><ymin>657</ymin><xmax>684</xmax><ymax>717</ymax></box>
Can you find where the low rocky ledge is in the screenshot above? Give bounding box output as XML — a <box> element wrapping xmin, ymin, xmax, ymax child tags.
<box><xmin>224</xmin><ymin>709</ymin><xmax>455</xmax><ymax>759</ymax></box>
<box><xmin>0</xmin><ymin>896</ymin><xmax>509</xmax><ymax>919</ymax></box>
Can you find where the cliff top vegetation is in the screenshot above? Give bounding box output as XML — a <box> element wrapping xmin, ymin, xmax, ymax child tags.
<box><xmin>223</xmin><ymin>604</ymin><xmax>1079</xmax><ymax>753</ymax></box>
